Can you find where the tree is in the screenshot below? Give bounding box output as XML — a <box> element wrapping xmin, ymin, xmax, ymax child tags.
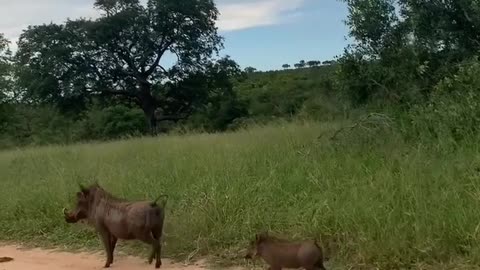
<box><xmin>184</xmin><ymin>55</ymin><xmax>247</xmax><ymax>130</ymax></box>
<box><xmin>337</xmin><ymin>0</ymin><xmax>480</xmax><ymax>106</ymax></box>
<box><xmin>337</xmin><ymin>0</ymin><xmax>422</xmax><ymax>105</ymax></box>
<box><xmin>282</xmin><ymin>64</ymin><xmax>291</xmax><ymax>69</ymax></box>
<box><xmin>0</xmin><ymin>33</ymin><xmax>12</xmax><ymax>130</ymax></box>
<box><xmin>15</xmin><ymin>0</ymin><xmax>222</xmax><ymax>133</ymax></box>
<box><xmin>244</xmin><ymin>66</ymin><xmax>257</xmax><ymax>73</ymax></box>
<box><xmin>0</xmin><ymin>33</ymin><xmax>12</xmax><ymax>103</ymax></box>
<box><xmin>322</xmin><ymin>60</ymin><xmax>333</xmax><ymax>65</ymax></box>
<box><xmin>294</xmin><ymin>60</ymin><xmax>306</xmax><ymax>69</ymax></box>
<box><xmin>307</xmin><ymin>60</ymin><xmax>321</xmax><ymax>67</ymax></box>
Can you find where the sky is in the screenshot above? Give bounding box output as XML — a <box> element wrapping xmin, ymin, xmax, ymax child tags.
<box><xmin>0</xmin><ymin>0</ymin><xmax>350</xmax><ymax>71</ymax></box>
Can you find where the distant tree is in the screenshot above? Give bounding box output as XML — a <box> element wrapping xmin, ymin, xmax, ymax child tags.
<box><xmin>307</xmin><ymin>60</ymin><xmax>321</xmax><ymax>67</ymax></box>
<box><xmin>244</xmin><ymin>66</ymin><xmax>257</xmax><ymax>73</ymax></box>
<box><xmin>294</xmin><ymin>60</ymin><xmax>306</xmax><ymax>69</ymax></box>
<box><xmin>15</xmin><ymin>0</ymin><xmax>223</xmax><ymax>133</ymax></box>
<box><xmin>282</xmin><ymin>64</ymin><xmax>291</xmax><ymax>69</ymax></box>
<box><xmin>322</xmin><ymin>60</ymin><xmax>333</xmax><ymax>65</ymax></box>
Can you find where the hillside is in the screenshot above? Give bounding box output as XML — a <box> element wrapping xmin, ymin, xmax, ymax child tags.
<box><xmin>232</xmin><ymin>65</ymin><xmax>341</xmax><ymax>125</ymax></box>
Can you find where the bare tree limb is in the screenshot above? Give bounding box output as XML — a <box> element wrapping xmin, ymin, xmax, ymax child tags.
<box><xmin>144</xmin><ymin>40</ymin><xmax>175</xmax><ymax>77</ymax></box>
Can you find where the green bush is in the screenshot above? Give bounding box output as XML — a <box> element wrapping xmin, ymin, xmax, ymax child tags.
<box><xmin>74</xmin><ymin>105</ymin><xmax>147</xmax><ymax>141</ymax></box>
<box><xmin>406</xmin><ymin>57</ymin><xmax>480</xmax><ymax>143</ymax></box>
<box><xmin>0</xmin><ymin>105</ymin><xmax>73</xmax><ymax>148</ymax></box>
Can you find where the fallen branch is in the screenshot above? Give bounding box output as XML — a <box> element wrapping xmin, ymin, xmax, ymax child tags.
<box><xmin>329</xmin><ymin>113</ymin><xmax>393</xmax><ymax>141</ymax></box>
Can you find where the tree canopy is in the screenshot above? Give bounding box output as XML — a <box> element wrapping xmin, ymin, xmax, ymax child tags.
<box><xmin>15</xmin><ymin>0</ymin><xmax>223</xmax><ymax>132</ymax></box>
<box><xmin>0</xmin><ymin>33</ymin><xmax>12</xmax><ymax>103</ymax></box>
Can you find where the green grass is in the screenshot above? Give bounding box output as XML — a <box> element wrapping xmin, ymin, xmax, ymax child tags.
<box><xmin>1</xmin><ymin>121</ymin><xmax>480</xmax><ymax>269</ymax></box>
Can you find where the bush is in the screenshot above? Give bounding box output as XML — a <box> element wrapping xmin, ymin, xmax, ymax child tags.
<box><xmin>405</xmin><ymin>57</ymin><xmax>480</xmax><ymax>143</ymax></box>
<box><xmin>74</xmin><ymin>105</ymin><xmax>147</xmax><ymax>141</ymax></box>
<box><xmin>0</xmin><ymin>105</ymin><xmax>73</xmax><ymax>148</ymax></box>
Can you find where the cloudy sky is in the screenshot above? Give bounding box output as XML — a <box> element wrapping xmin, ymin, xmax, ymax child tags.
<box><xmin>0</xmin><ymin>0</ymin><xmax>349</xmax><ymax>70</ymax></box>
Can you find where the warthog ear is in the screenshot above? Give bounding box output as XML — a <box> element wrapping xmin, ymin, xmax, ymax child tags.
<box><xmin>78</xmin><ymin>183</ymin><xmax>89</xmax><ymax>194</ymax></box>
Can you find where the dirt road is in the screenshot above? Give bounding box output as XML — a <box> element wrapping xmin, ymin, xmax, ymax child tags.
<box><xmin>0</xmin><ymin>245</ymin><xmax>212</xmax><ymax>270</ymax></box>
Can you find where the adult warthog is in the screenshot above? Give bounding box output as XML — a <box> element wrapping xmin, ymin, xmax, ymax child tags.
<box><xmin>63</xmin><ymin>183</ymin><xmax>168</xmax><ymax>268</ymax></box>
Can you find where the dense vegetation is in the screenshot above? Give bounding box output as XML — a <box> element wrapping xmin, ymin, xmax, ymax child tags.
<box><xmin>1</xmin><ymin>0</ymin><xmax>480</xmax><ymax>149</ymax></box>
<box><xmin>2</xmin><ymin>0</ymin><xmax>480</xmax><ymax>268</ymax></box>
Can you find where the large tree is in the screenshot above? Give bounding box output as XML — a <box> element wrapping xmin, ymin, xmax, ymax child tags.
<box><xmin>15</xmin><ymin>0</ymin><xmax>223</xmax><ymax>132</ymax></box>
<box><xmin>338</xmin><ymin>0</ymin><xmax>480</xmax><ymax>105</ymax></box>
<box><xmin>0</xmin><ymin>33</ymin><xmax>13</xmax><ymax>133</ymax></box>
<box><xmin>0</xmin><ymin>33</ymin><xmax>11</xmax><ymax>103</ymax></box>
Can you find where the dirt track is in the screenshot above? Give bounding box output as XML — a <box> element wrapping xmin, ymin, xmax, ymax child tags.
<box><xmin>0</xmin><ymin>245</ymin><xmax>212</xmax><ymax>270</ymax></box>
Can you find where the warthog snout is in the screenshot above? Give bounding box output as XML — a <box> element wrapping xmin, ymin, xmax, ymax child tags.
<box><xmin>63</xmin><ymin>207</ymin><xmax>78</xmax><ymax>223</ymax></box>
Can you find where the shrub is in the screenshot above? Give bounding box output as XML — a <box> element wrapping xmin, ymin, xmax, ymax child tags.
<box><xmin>74</xmin><ymin>105</ymin><xmax>146</xmax><ymax>141</ymax></box>
<box><xmin>406</xmin><ymin>57</ymin><xmax>480</xmax><ymax>143</ymax></box>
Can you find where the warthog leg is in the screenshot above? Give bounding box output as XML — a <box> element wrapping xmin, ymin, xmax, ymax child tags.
<box><xmin>98</xmin><ymin>226</ymin><xmax>114</xmax><ymax>268</ymax></box>
<box><xmin>154</xmin><ymin>233</ymin><xmax>162</xmax><ymax>268</ymax></box>
<box><xmin>110</xmin><ymin>235</ymin><xmax>118</xmax><ymax>265</ymax></box>
<box><xmin>147</xmin><ymin>237</ymin><xmax>158</xmax><ymax>264</ymax></box>
<box><xmin>145</xmin><ymin>231</ymin><xmax>162</xmax><ymax>268</ymax></box>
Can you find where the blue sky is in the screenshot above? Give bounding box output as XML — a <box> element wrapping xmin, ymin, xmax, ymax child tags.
<box><xmin>0</xmin><ymin>0</ymin><xmax>351</xmax><ymax>71</ymax></box>
<box><xmin>220</xmin><ymin>0</ymin><xmax>350</xmax><ymax>70</ymax></box>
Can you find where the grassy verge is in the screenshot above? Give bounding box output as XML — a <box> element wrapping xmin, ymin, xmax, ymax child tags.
<box><xmin>1</xmin><ymin>121</ymin><xmax>480</xmax><ymax>269</ymax></box>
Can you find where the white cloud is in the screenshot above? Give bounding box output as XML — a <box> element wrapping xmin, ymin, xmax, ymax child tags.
<box><xmin>0</xmin><ymin>0</ymin><xmax>305</xmax><ymax>50</ymax></box>
<box><xmin>217</xmin><ymin>0</ymin><xmax>305</xmax><ymax>31</ymax></box>
<box><xmin>0</xmin><ymin>0</ymin><xmax>100</xmax><ymax>51</ymax></box>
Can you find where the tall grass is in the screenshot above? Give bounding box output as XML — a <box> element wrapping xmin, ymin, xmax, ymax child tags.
<box><xmin>1</xmin><ymin>121</ymin><xmax>480</xmax><ymax>268</ymax></box>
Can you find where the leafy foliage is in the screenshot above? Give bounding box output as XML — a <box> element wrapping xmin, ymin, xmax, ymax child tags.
<box><xmin>406</xmin><ymin>57</ymin><xmax>480</xmax><ymax>142</ymax></box>
<box><xmin>15</xmin><ymin>0</ymin><xmax>222</xmax><ymax>131</ymax></box>
<box><xmin>0</xmin><ymin>33</ymin><xmax>12</xmax><ymax>103</ymax></box>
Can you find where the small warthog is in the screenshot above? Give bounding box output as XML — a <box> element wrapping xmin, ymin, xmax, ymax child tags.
<box><xmin>245</xmin><ymin>232</ymin><xmax>327</xmax><ymax>270</ymax></box>
<box><xmin>63</xmin><ymin>183</ymin><xmax>168</xmax><ymax>268</ymax></box>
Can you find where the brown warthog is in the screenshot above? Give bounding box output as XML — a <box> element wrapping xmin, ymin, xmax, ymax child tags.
<box><xmin>245</xmin><ymin>232</ymin><xmax>327</xmax><ymax>270</ymax></box>
<box><xmin>63</xmin><ymin>183</ymin><xmax>167</xmax><ymax>268</ymax></box>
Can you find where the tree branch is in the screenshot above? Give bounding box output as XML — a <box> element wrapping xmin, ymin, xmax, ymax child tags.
<box><xmin>144</xmin><ymin>40</ymin><xmax>175</xmax><ymax>77</ymax></box>
<box><xmin>117</xmin><ymin>49</ymin><xmax>139</xmax><ymax>74</ymax></box>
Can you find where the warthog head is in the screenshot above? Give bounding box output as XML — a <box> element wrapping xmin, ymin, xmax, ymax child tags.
<box><xmin>63</xmin><ymin>183</ymin><xmax>96</xmax><ymax>223</ymax></box>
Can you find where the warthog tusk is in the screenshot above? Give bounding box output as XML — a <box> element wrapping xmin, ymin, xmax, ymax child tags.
<box><xmin>63</xmin><ymin>208</ymin><xmax>68</xmax><ymax>215</ymax></box>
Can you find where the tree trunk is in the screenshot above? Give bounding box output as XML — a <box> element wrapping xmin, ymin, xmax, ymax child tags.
<box><xmin>137</xmin><ymin>82</ymin><xmax>158</xmax><ymax>135</ymax></box>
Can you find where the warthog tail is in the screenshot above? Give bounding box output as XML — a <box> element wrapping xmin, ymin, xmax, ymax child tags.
<box><xmin>151</xmin><ymin>194</ymin><xmax>168</xmax><ymax>207</ymax></box>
